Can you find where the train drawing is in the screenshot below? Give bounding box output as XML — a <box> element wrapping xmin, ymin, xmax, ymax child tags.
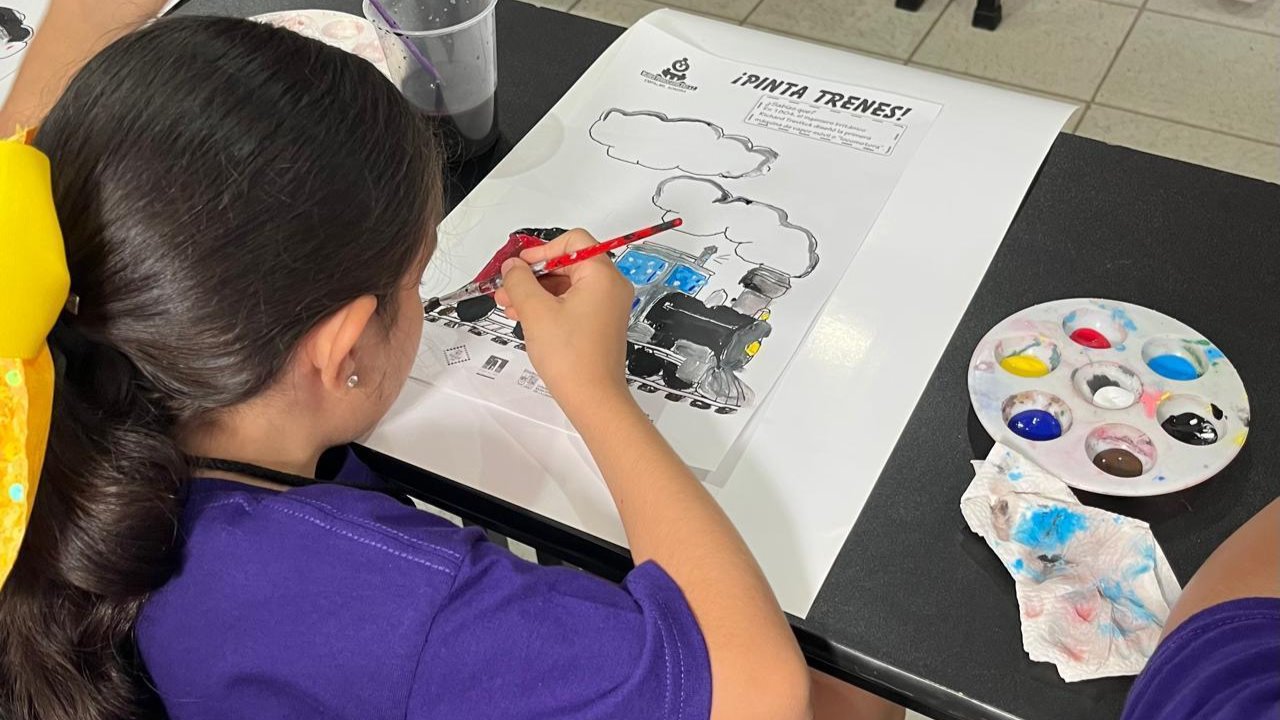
<box><xmin>425</xmin><ymin>228</ymin><xmax>788</xmax><ymax>413</ymax></box>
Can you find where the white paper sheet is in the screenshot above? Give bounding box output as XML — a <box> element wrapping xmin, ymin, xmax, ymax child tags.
<box><xmin>414</xmin><ymin>20</ymin><xmax>942</xmax><ymax>472</ymax></box>
<box><xmin>369</xmin><ymin>10</ymin><xmax>1076</xmax><ymax>615</ymax></box>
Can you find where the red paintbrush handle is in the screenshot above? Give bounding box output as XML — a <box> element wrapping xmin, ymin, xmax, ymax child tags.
<box><xmin>537</xmin><ymin>218</ymin><xmax>683</xmax><ymax>273</ymax></box>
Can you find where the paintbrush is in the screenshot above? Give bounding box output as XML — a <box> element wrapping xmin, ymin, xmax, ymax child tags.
<box><xmin>422</xmin><ymin>218</ymin><xmax>683</xmax><ymax>314</ymax></box>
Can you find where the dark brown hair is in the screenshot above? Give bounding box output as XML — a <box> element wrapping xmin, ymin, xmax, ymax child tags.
<box><xmin>0</xmin><ymin>16</ymin><xmax>442</xmax><ymax>719</ymax></box>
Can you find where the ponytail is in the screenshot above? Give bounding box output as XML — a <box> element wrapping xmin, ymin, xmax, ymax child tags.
<box><xmin>0</xmin><ymin>322</ymin><xmax>184</xmax><ymax>718</ymax></box>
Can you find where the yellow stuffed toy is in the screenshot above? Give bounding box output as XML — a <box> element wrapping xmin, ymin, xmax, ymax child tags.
<box><xmin>0</xmin><ymin>127</ymin><xmax>70</xmax><ymax>589</ymax></box>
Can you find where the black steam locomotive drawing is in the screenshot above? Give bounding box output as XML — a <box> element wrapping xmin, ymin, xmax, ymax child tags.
<box><xmin>424</xmin><ymin>228</ymin><xmax>789</xmax><ymax>414</ymax></box>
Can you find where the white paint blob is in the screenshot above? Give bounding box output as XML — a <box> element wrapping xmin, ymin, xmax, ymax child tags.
<box><xmin>1092</xmin><ymin>385</ymin><xmax>1135</xmax><ymax>410</ymax></box>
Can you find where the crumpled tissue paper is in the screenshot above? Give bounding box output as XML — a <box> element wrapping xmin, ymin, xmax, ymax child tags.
<box><xmin>961</xmin><ymin>443</ymin><xmax>1182</xmax><ymax>682</ymax></box>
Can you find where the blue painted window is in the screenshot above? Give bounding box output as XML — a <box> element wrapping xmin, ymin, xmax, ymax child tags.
<box><xmin>664</xmin><ymin>265</ymin><xmax>708</xmax><ymax>295</ymax></box>
<box><xmin>616</xmin><ymin>250</ymin><xmax>669</xmax><ymax>286</ymax></box>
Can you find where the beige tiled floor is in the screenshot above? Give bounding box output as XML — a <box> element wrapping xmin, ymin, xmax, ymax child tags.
<box><xmin>524</xmin><ymin>0</ymin><xmax>1280</xmax><ymax>184</ymax></box>
<box><xmin>1097</xmin><ymin>12</ymin><xmax>1280</xmax><ymax>143</ymax></box>
<box><xmin>748</xmin><ymin>0</ymin><xmax>949</xmax><ymax>59</ymax></box>
<box><xmin>913</xmin><ymin>0</ymin><xmax>1137</xmax><ymax>100</ymax></box>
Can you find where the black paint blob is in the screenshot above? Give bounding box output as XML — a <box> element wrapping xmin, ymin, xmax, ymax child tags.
<box><xmin>1161</xmin><ymin>412</ymin><xmax>1218</xmax><ymax>445</ymax></box>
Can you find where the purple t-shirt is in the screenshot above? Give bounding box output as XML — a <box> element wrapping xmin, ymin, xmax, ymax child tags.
<box><xmin>1122</xmin><ymin>597</ymin><xmax>1280</xmax><ymax>720</ymax></box>
<box><xmin>137</xmin><ymin>457</ymin><xmax>712</xmax><ymax>719</ymax></box>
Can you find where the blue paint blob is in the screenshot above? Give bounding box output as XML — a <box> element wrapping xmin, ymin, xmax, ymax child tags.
<box><xmin>1008</xmin><ymin>470</ymin><xmax>1025</xmax><ymax>482</ymax></box>
<box><xmin>1008</xmin><ymin>409</ymin><xmax>1063</xmax><ymax>441</ymax></box>
<box><xmin>1147</xmin><ymin>353</ymin><xmax>1200</xmax><ymax>381</ymax></box>
<box><xmin>1011</xmin><ymin>558</ymin><xmax>1025</xmax><ymax>572</ymax></box>
<box><xmin>1206</xmin><ymin>347</ymin><xmax>1225</xmax><ymax>363</ymax></box>
<box><xmin>1012</xmin><ymin>505</ymin><xmax>1087</xmax><ymax>552</ymax></box>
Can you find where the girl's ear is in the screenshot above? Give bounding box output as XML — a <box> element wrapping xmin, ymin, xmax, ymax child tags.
<box><xmin>300</xmin><ymin>295</ymin><xmax>379</xmax><ymax>392</ymax></box>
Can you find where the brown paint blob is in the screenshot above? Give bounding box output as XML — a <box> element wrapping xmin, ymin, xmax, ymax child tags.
<box><xmin>1092</xmin><ymin>448</ymin><xmax>1145</xmax><ymax>478</ymax></box>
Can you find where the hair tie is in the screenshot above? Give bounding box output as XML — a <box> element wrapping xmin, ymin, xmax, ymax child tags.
<box><xmin>0</xmin><ymin>127</ymin><xmax>71</xmax><ymax>590</ymax></box>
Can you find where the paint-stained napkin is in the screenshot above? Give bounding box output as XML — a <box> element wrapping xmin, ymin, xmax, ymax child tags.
<box><xmin>960</xmin><ymin>444</ymin><xmax>1182</xmax><ymax>682</ymax></box>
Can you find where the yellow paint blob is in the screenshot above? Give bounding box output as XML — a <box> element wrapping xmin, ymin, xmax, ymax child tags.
<box><xmin>999</xmin><ymin>354</ymin><xmax>1051</xmax><ymax>378</ymax></box>
<box><xmin>745</xmin><ymin>341</ymin><xmax>762</xmax><ymax>357</ymax></box>
<box><xmin>758</xmin><ymin>309</ymin><xmax>771</xmax><ymax>322</ymax></box>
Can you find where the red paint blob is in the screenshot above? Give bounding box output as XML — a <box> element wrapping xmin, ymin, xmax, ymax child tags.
<box><xmin>1069</xmin><ymin>327</ymin><xmax>1112</xmax><ymax>349</ymax></box>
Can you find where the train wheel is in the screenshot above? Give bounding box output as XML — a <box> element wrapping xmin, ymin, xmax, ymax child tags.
<box><xmin>456</xmin><ymin>296</ymin><xmax>496</xmax><ymax>323</ymax></box>
<box><xmin>425</xmin><ymin>315</ymin><xmax>440</xmax><ymax>323</ymax></box>
<box><xmin>690</xmin><ymin>400</ymin><xmax>712</xmax><ymax>410</ymax></box>
<box><xmin>467</xmin><ymin>328</ymin><xmax>484</xmax><ymax>337</ymax></box>
<box><xmin>443</xmin><ymin>320</ymin><xmax>459</xmax><ymax>329</ymax></box>
<box><xmin>714</xmin><ymin>406</ymin><xmax>737</xmax><ymax>415</ymax></box>
<box><xmin>637</xmin><ymin>383</ymin><xmax>659</xmax><ymax>394</ymax></box>
<box><xmin>663</xmin><ymin>393</ymin><xmax>685</xmax><ymax>402</ymax></box>
<box><xmin>514</xmin><ymin>343</ymin><xmax>526</xmax><ymax>352</ymax></box>
<box><xmin>491</xmin><ymin>337</ymin><xmax>510</xmax><ymax>346</ymax></box>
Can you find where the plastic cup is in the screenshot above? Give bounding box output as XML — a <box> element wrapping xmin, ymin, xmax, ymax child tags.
<box><xmin>364</xmin><ymin>0</ymin><xmax>499</xmax><ymax>162</ymax></box>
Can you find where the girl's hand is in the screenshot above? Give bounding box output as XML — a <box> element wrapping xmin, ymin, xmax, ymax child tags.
<box><xmin>493</xmin><ymin>229</ymin><xmax>635</xmax><ymax>414</ymax></box>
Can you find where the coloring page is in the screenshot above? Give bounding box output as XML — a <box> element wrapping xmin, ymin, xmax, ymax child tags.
<box><xmin>0</xmin><ymin>0</ymin><xmax>45</xmax><ymax>102</ymax></box>
<box><xmin>413</xmin><ymin>20</ymin><xmax>942</xmax><ymax>473</ymax></box>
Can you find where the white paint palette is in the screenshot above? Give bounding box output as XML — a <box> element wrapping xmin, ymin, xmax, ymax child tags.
<box><xmin>968</xmin><ymin>299</ymin><xmax>1250</xmax><ymax>497</ymax></box>
<box><xmin>252</xmin><ymin>9</ymin><xmax>391</xmax><ymax>78</ymax></box>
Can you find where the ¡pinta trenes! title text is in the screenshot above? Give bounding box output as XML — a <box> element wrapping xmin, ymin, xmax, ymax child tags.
<box><xmin>729</xmin><ymin>72</ymin><xmax>915</xmax><ymax>121</ymax></box>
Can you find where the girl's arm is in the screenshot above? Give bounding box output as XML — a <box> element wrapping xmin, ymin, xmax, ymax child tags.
<box><xmin>497</xmin><ymin>232</ymin><xmax>812</xmax><ymax>720</ymax></box>
<box><xmin>560</xmin><ymin>389</ymin><xmax>813</xmax><ymax>720</ymax></box>
<box><xmin>1</xmin><ymin>0</ymin><xmax>169</xmax><ymax>130</ymax></box>
<box><xmin>1162</xmin><ymin>496</ymin><xmax>1280</xmax><ymax>637</ymax></box>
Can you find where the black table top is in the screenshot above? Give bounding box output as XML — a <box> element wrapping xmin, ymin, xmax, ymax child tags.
<box><xmin>171</xmin><ymin>1</ymin><xmax>1280</xmax><ymax>718</ymax></box>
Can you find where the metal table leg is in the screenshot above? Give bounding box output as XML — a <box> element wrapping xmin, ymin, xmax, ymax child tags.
<box><xmin>896</xmin><ymin>0</ymin><xmax>1002</xmax><ymax>30</ymax></box>
<box><xmin>973</xmin><ymin>0</ymin><xmax>1003</xmax><ymax>29</ymax></box>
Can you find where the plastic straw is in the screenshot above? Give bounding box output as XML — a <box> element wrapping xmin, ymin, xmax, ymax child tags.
<box><xmin>367</xmin><ymin>0</ymin><xmax>443</xmax><ymax>83</ymax></box>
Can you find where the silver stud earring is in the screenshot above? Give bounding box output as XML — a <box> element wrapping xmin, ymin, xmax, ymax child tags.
<box><xmin>346</xmin><ymin>374</ymin><xmax>360</xmax><ymax>389</ymax></box>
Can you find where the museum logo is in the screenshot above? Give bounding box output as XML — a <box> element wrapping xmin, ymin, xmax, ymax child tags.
<box><xmin>641</xmin><ymin>57</ymin><xmax>699</xmax><ymax>92</ymax></box>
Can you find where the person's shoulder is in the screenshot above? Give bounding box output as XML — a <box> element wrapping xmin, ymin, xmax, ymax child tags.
<box><xmin>137</xmin><ymin>481</ymin><xmax>490</xmax><ymax>718</ymax></box>
<box><xmin>183</xmin><ymin>479</ymin><xmax>475</xmax><ymax>576</ymax></box>
<box><xmin>1122</xmin><ymin>597</ymin><xmax>1280</xmax><ymax>720</ymax></box>
<box><xmin>174</xmin><ymin>479</ymin><xmax>483</xmax><ymax>598</ymax></box>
